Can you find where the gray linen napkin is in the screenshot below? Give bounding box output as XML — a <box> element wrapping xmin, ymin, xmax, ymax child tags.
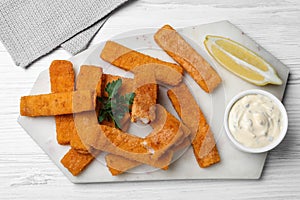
<box><xmin>61</xmin><ymin>18</ymin><xmax>108</xmax><ymax>55</ymax></box>
<box><xmin>0</xmin><ymin>0</ymin><xmax>129</xmax><ymax>68</ymax></box>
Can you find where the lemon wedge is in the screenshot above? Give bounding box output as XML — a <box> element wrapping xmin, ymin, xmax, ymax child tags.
<box><xmin>204</xmin><ymin>35</ymin><xmax>282</xmax><ymax>86</ymax></box>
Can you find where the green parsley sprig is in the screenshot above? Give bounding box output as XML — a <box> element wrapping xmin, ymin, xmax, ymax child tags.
<box><xmin>98</xmin><ymin>79</ymin><xmax>135</xmax><ymax>129</ymax></box>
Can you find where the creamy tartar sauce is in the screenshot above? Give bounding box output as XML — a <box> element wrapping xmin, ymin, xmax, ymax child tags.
<box><xmin>228</xmin><ymin>94</ymin><xmax>282</xmax><ymax>148</ymax></box>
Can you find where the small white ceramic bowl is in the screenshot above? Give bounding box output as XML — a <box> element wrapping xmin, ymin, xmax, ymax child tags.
<box><xmin>224</xmin><ymin>89</ymin><xmax>288</xmax><ymax>153</ymax></box>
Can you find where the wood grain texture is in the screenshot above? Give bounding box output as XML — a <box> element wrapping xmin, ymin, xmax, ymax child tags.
<box><xmin>0</xmin><ymin>0</ymin><xmax>300</xmax><ymax>199</ymax></box>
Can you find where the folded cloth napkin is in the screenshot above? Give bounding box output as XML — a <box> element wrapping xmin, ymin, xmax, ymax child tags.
<box><xmin>61</xmin><ymin>18</ymin><xmax>108</xmax><ymax>55</ymax></box>
<box><xmin>0</xmin><ymin>0</ymin><xmax>129</xmax><ymax>68</ymax></box>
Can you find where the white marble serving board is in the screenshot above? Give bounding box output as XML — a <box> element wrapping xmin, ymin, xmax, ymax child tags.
<box><xmin>18</xmin><ymin>21</ymin><xmax>289</xmax><ymax>183</ymax></box>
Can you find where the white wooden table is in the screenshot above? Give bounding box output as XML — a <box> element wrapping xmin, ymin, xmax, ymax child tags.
<box><xmin>1</xmin><ymin>0</ymin><xmax>299</xmax><ymax>199</ymax></box>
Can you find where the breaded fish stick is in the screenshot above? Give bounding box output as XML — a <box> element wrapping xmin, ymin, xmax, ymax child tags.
<box><xmin>131</xmin><ymin>65</ymin><xmax>158</xmax><ymax>123</ymax></box>
<box><xmin>167</xmin><ymin>83</ymin><xmax>220</xmax><ymax>168</ymax></box>
<box><xmin>92</xmin><ymin>125</ymin><xmax>174</xmax><ymax>168</ymax></box>
<box><xmin>76</xmin><ymin>65</ymin><xmax>103</xmax><ymax>96</ymax></box>
<box><xmin>71</xmin><ymin>65</ymin><xmax>103</xmax><ymax>153</ymax></box>
<box><xmin>154</xmin><ymin>25</ymin><xmax>222</xmax><ymax>93</ymax></box>
<box><xmin>49</xmin><ymin>60</ymin><xmax>76</xmax><ymax>145</ymax></box>
<box><xmin>90</xmin><ymin>106</ymin><xmax>184</xmax><ymax>171</ymax></box>
<box><xmin>105</xmin><ymin>118</ymin><xmax>191</xmax><ymax>176</ymax></box>
<box><xmin>61</xmin><ymin>148</ymin><xmax>94</xmax><ymax>176</ymax></box>
<box><xmin>70</xmin><ymin>132</ymin><xmax>91</xmax><ymax>154</ymax></box>
<box><xmin>49</xmin><ymin>60</ymin><xmax>75</xmax><ymax>93</ymax></box>
<box><xmin>83</xmin><ymin>108</ymin><xmax>181</xmax><ymax>169</ymax></box>
<box><xmin>105</xmin><ymin>154</ymin><xmax>142</xmax><ymax>176</ymax></box>
<box><xmin>105</xmin><ymin>151</ymin><xmax>173</xmax><ymax>176</ymax></box>
<box><xmin>20</xmin><ymin>90</ymin><xmax>96</xmax><ymax>117</ymax></box>
<box><xmin>100</xmin><ymin>41</ymin><xmax>183</xmax><ymax>86</ymax></box>
<box><xmin>144</xmin><ymin>105</ymin><xmax>184</xmax><ymax>160</ymax></box>
<box><xmin>54</xmin><ymin>115</ymin><xmax>77</xmax><ymax>145</ymax></box>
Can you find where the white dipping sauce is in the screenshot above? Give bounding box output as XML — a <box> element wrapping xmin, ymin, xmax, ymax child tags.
<box><xmin>228</xmin><ymin>94</ymin><xmax>283</xmax><ymax>148</ymax></box>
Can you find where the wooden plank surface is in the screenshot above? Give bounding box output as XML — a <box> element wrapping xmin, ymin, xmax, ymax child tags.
<box><xmin>0</xmin><ymin>0</ymin><xmax>300</xmax><ymax>199</ymax></box>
